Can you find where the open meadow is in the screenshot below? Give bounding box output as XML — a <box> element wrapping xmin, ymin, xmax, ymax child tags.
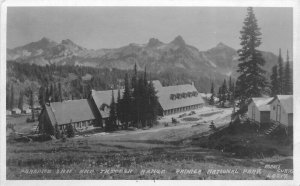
<box><xmin>6</xmin><ymin>107</ymin><xmax>293</xmax><ymax>180</ymax></box>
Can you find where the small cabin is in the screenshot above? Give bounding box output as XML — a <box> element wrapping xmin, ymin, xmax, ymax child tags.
<box><xmin>269</xmin><ymin>95</ymin><xmax>293</xmax><ymax>128</ymax></box>
<box><xmin>248</xmin><ymin>97</ymin><xmax>273</xmax><ymax>125</ymax></box>
<box><xmin>22</xmin><ymin>108</ymin><xmax>32</xmax><ymax>114</ymax></box>
<box><xmin>6</xmin><ymin>110</ymin><xmax>12</xmax><ymax>116</ymax></box>
<box><xmin>12</xmin><ymin>108</ymin><xmax>21</xmax><ymax>115</ymax></box>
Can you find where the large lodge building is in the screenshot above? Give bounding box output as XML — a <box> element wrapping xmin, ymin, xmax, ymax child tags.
<box><xmin>39</xmin><ymin>80</ymin><xmax>205</xmax><ymax>132</ymax></box>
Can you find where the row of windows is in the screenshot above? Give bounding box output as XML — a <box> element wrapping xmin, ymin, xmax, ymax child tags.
<box><xmin>163</xmin><ymin>104</ymin><xmax>202</xmax><ymax>115</ymax></box>
<box><xmin>170</xmin><ymin>91</ymin><xmax>198</xmax><ymax>100</ymax></box>
<box><xmin>58</xmin><ymin>120</ymin><xmax>94</xmax><ymax>130</ymax></box>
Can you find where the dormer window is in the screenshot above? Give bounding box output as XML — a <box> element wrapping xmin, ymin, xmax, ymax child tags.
<box><xmin>170</xmin><ymin>94</ymin><xmax>176</xmax><ymax>100</ymax></box>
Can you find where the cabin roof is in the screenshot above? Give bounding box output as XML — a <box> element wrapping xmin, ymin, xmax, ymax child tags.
<box><xmin>45</xmin><ymin>99</ymin><xmax>96</xmax><ymax>125</ymax></box>
<box><xmin>269</xmin><ymin>95</ymin><xmax>293</xmax><ymax>114</ymax></box>
<box><xmin>251</xmin><ymin>97</ymin><xmax>273</xmax><ymax>111</ymax></box>
<box><xmin>91</xmin><ymin>89</ymin><xmax>124</xmax><ymax>118</ymax></box>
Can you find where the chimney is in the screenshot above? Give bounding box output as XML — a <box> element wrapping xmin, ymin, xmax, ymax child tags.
<box><xmin>191</xmin><ymin>81</ymin><xmax>194</xmax><ymax>86</ymax></box>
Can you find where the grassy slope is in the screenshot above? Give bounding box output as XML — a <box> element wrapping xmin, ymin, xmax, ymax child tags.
<box><xmin>6</xmin><ymin>109</ymin><xmax>293</xmax><ymax>180</ymax></box>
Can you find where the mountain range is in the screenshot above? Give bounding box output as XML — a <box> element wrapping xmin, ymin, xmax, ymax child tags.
<box><xmin>7</xmin><ymin>36</ymin><xmax>279</xmax><ymax>81</ymax></box>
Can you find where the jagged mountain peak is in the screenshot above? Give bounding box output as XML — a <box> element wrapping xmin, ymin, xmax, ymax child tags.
<box><xmin>147</xmin><ymin>38</ymin><xmax>163</xmax><ymax>47</ymax></box>
<box><xmin>61</xmin><ymin>39</ymin><xmax>76</xmax><ymax>45</ymax></box>
<box><xmin>171</xmin><ymin>35</ymin><xmax>186</xmax><ymax>46</ymax></box>
<box><xmin>39</xmin><ymin>37</ymin><xmax>53</xmax><ymax>43</ymax></box>
<box><xmin>216</xmin><ymin>42</ymin><xmax>227</xmax><ymax>48</ymax></box>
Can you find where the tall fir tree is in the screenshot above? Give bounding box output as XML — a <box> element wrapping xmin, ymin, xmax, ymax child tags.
<box><xmin>49</xmin><ymin>84</ymin><xmax>54</xmax><ymax>102</ymax></box>
<box><xmin>284</xmin><ymin>50</ymin><xmax>292</xmax><ymax>95</ymax></box>
<box><xmin>38</xmin><ymin>86</ymin><xmax>46</xmax><ymax>107</ymax></box>
<box><xmin>146</xmin><ymin>79</ymin><xmax>159</xmax><ymax>127</ymax></box>
<box><xmin>277</xmin><ymin>48</ymin><xmax>284</xmax><ymax>94</ymax></box>
<box><xmin>58</xmin><ymin>82</ymin><xmax>63</xmax><ymax>102</ymax></box>
<box><xmin>209</xmin><ymin>82</ymin><xmax>215</xmax><ymax>105</ymax></box>
<box><xmin>120</xmin><ymin>73</ymin><xmax>132</xmax><ymax>129</ymax></box>
<box><xmin>18</xmin><ymin>90</ymin><xmax>24</xmax><ymax>110</ymax></box>
<box><xmin>131</xmin><ymin>63</ymin><xmax>138</xmax><ymax>89</ymax></box>
<box><xmin>221</xmin><ymin>79</ymin><xmax>228</xmax><ymax>107</ymax></box>
<box><xmin>116</xmin><ymin>89</ymin><xmax>122</xmax><ymax>126</ymax></box>
<box><xmin>10</xmin><ymin>84</ymin><xmax>14</xmax><ymax>110</ymax></box>
<box><xmin>270</xmin><ymin>65</ymin><xmax>279</xmax><ymax>96</ymax></box>
<box><xmin>45</xmin><ymin>86</ymin><xmax>50</xmax><ymax>103</ymax></box>
<box><xmin>29</xmin><ymin>90</ymin><xmax>35</xmax><ymax>121</ymax></box>
<box><xmin>107</xmin><ymin>90</ymin><xmax>117</xmax><ymax>131</ymax></box>
<box><xmin>236</xmin><ymin>7</ymin><xmax>267</xmax><ymax>109</ymax></box>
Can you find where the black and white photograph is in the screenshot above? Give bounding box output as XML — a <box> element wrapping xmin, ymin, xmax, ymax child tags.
<box><xmin>1</xmin><ymin>0</ymin><xmax>299</xmax><ymax>183</ymax></box>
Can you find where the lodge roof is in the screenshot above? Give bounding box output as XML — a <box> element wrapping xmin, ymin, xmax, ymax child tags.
<box><xmin>91</xmin><ymin>89</ymin><xmax>124</xmax><ymax>118</ymax></box>
<box><xmin>45</xmin><ymin>99</ymin><xmax>96</xmax><ymax>125</ymax></box>
<box><xmin>153</xmin><ymin>82</ymin><xmax>205</xmax><ymax>110</ymax></box>
<box><xmin>251</xmin><ymin>97</ymin><xmax>273</xmax><ymax>111</ymax></box>
<box><xmin>269</xmin><ymin>95</ymin><xmax>293</xmax><ymax>114</ymax></box>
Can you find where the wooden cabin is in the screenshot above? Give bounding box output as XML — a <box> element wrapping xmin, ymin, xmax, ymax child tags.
<box><xmin>247</xmin><ymin>97</ymin><xmax>273</xmax><ymax>125</ymax></box>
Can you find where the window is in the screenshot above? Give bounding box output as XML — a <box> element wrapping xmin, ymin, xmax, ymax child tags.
<box><xmin>176</xmin><ymin>93</ymin><xmax>181</xmax><ymax>99</ymax></box>
<box><xmin>170</xmin><ymin>94</ymin><xmax>176</xmax><ymax>100</ymax></box>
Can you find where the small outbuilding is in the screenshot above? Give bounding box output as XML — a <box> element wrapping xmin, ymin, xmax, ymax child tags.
<box><xmin>247</xmin><ymin>97</ymin><xmax>273</xmax><ymax>125</ymax></box>
<box><xmin>269</xmin><ymin>95</ymin><xmax>293</xmax><ymax>128</ymax></box>
<box><xmin>6</xmin><ymin>110</ymin><xmax>12</xmax><ymax>116</ymax></box>
<box><xmin>22</xmin><ymin>108</ymin><xmax>32</xmax><ymax>114</ymax></box>
<box><xmin>12</xmin><ymin>108</ymin><xmax>21</xmax><ymax>115</ymax></box>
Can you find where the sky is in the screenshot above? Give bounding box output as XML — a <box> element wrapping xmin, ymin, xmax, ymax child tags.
<box><xmin>7</xmin><ymin>7</ymin><xmax>293</xmax><ymax>56</ymax></box>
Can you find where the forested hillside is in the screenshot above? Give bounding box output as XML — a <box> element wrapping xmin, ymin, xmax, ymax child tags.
<box><xmin>6</xmin><ymin>61</ymin><xmax>219</xmax><ymax>110</ymax></box>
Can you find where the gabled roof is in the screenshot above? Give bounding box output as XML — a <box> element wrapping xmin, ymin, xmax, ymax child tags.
<box><xmin>153</xmin><ymin>82</ymin><xmax>205</xmax><ymax>110</ymax></box>
<box><xmin>269</xmin><ymin>95</ymin><xmax>293</xmax><ymax>114</ymax></box>
<box><xmin>250</xmin><ymin>97</ymin><xmax>273</xmax><ymax>111</ymax></box>
<box><xmin>45</xmin><ymin>99</ymin><xmax>96</xmax><ymax>125</ymax></box>
<box><xmin>91</xmin><ymin>89</ymin><xmax>124</xmax><ymax>118</ymax></box>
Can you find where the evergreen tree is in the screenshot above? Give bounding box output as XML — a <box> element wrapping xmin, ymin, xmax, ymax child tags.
<box><xmin>116</xmin><ymin>89</ymin><xmax>122</xmax><ymax>127</ymax></box>
<box><xmin>209</xmin><ymin>82</ymin><xmax>215</xmax><ymax>105</ymax></box>
<box><xmin>29</xmin><ymin>90</ymin><xmax>35</xmax><ymax>121</ymax></box>
<box><xmin>146</xmin><ymin>79</ymin><xmax>159</xmax><ymax>127</ymax></box>
<box><xmin>18</xmin><ymin>90</ymin><xmax>24</xmax><ymax>111</ymax></box>
<box><xmin>38</xmin><ymin>86</ymin><xmax>46</xmax><ymax>107</ymax></box>
<box><xmin>53</xmin><ymin>83</ymin><xmax>59</xmax><ymax>102</ymax></box>
<box><xmin>107</xmin><ymin>90</ymin><xmax>117</xmax><ymax>131</ymax></box>
<box><xmin>120</xmin><ymin>73</ymin><xmax>132</xmax><ymax>129</ymax></box>
<box><xmin>58</xmin><ymin>82</ymin><xmax>63</xmax><ymax>102</ymax></box>
<box><xmin>54</xmin><ymin>123</ymin><xmax>61</xmax><ymax>139</ymax></box>
<box><xmin>228</xmin><ymin>76</ymin><xmax>233</xmax><ymax>100</ymax></box>
<box><xmin>221</xmin><ymin>79</ymin><xmax>228</xmax><ymax>107</ymax></box>
<box><xmin>138</xmin><ymin>77</ymin><xmax>147</xmax><ymax>127</ymax></box>
<box><xmin>277</xmin><ymin>48</ymin><xmax>284</xmax><ymax>94</ymax></box>
<box><xmin>49</xmin><ymin>84</ymin><xmax>54</xmax><ymax>102</ymax></box>
<box><xmin>236</xmin><ymin>7</ymin><xmax>267</xmax><ymax>110</ymax></box>
<box><xmin>217</xmin><ymin>87</ymin><xmax>222</xmax><ymax>105</ymax></box>
<box><xmin>131</xmin><ymin>63</ymin><xmax>138</xmax><ymax>89</ymax></box>
<box><xmin>45</xmin><ymin>86</ymin><xmax>50</xmax><ymax>103</ymax></box>
<box><xmin>10</xmin><ymin>84</ymin><xmax>14</xmax><ymax>110</ymax></box>
<box><xmin>284</xmin><ymin>50</ymin><xmax>292</xmax><ymax>94</ymax></box>
<box><xmin>270</xmin><ymin>65</ymin><xmax>279</xmax><ymax>96</ymax></box>
<box><xmin>66</xmin><ymin>120</ymin><xmax>75</xmax><ymax>138</ymax></box>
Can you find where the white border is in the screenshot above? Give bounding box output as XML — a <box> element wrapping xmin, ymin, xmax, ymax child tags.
<box><xmin>1</xmin><ymin>0</ymin><xmax>299</xmax><ymax>186</ymax></box>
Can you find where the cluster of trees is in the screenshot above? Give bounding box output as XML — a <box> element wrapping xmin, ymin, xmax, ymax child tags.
<box><xmin>105</xmin><ymin>64</ymin><xmax>159</xmax><ymax>131</ymax></box>
<box><xmin>209</xmin><ymin>77</ymin><xmax>235</xmax><ymax>107</ymax></box>
<box><xmin>270</xmin><ymin>49</ymin><xmax>292</xmax><ymax>96</ymax></box>
<box><xmin>38</xmin><ymin>82</ymin><xmax>63</xmax><ymax>106</ymax></box>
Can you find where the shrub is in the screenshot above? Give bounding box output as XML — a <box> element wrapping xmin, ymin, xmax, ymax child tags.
<box><xmin>66</xmin><ymin>124</ymin><xmax>75</xmax><ymax>138</ymax></box>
